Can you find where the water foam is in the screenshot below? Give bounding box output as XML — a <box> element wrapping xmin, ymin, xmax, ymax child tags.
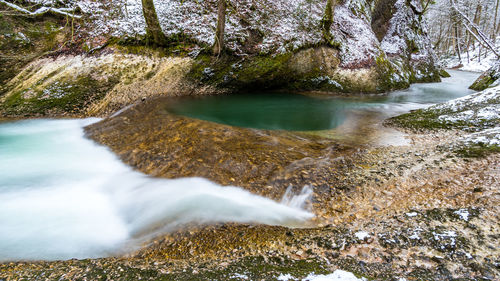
<box><xmin>0</xmin><ymin>119</ymin><xmax>313</xmax><ymax>261</ymax></box>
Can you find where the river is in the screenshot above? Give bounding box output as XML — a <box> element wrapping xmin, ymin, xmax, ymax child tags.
<box><xmin>0</xmin><ymin>70</ymin><xmax>479</xmax><ymax>261</ymax></box>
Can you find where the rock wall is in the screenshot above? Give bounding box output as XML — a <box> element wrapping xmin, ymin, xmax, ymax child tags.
<box><xmin>0</xmin><ymin>50</ymin><xmax>204</xmax><ymax>117</ymax></box>
<box><xmin>0</xmin><ymin>13</ymin><xmax>68</xmax><ymax>92</ymax></box>
<box><xmin>167</xmin><ymin>0</ymin><xmax>440</xmax><ymax>93</ymax></box>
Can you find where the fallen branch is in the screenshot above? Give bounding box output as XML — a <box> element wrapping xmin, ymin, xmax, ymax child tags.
<box><xmin>0</xmin><ymin>0</ymin><xmax>81</xmax><ymax>19</ymax></box>
<box><xmin>450</xmin><ymin>0</ymin><xmax>499</xmax><ymax>58</ymax></box>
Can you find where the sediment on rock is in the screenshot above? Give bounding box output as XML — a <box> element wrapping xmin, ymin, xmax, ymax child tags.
<box><xmin>0</xmin><ymin>50</ymin><xmax>216</xmax><ymax>117</ymax></box>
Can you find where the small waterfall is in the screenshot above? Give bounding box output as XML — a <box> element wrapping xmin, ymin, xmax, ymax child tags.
<box><xmin>281</xmin><ymin>185</ymin><xmax>314</xmax><ymax>210</ymax></box>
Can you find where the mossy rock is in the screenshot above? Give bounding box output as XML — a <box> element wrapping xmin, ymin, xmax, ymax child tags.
<box><xmin>439</xmin><ymin>69</ymin><xmax>451</xmax><ymax>78</ymax></box>
<box><xmin>469</xmin><ymin>62</ymin><xmax>500</xmax><ymax>91</ymax></box>
<box><xmin>0</xmin><ymin>76</ymin><xmax>117</xmax><ymax>117</ymax></box>
<box><xmin>455</xmin><ymin>143</ymin><xmax>500</xmax><ymax>158</ymax></box>
<box><xmin>0</xmin><ymin>12</ymin><xmax>70</xmax><ymax>94</ymax></box>
<box><xmin>187</xmin><ymin>51</ymin><xmax>296</xmax><ymax>92</ymax></box>
<box><xmin>387</xmin><ymin>86</ymin><xmax>499</xmax><ymax>132</ymax></box>
<box><xmin>386</xmin><ymin>108</ymin><xmax>455</xmax><ymax>130</ymax></box>
<box><xmin>187</xmin><ymin>46</ymin><xmax>414</xmax><ymax>94</ymax></box>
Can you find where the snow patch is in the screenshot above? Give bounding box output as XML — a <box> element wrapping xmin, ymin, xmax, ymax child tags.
<box><xmin>354</xmin><ymin>231</ymin><xmax>370</xmax><ymax>240</ymax></box>
<box><xmin>277</xmin><ymin>273</ymin><xmax>294</xmax><ymax>281</ymax></box>
<box><xmin>303</xmin><ymin>270</ymin><xmax>367</xmax><ymax>281</ymax></box>
<box><xmin>453</xmin><ymin>209</ymin><xmax>470</xmax><ymax>221</ymax></box>
<box><xmin>461</xmin><ymin>127</ymin><xmax>500</xmax><ymax>146</ymax></box>
<box><xmin>405</xmin><ymin>212</ymin><xmax>418</xmax><ymax>217</ymax></box>
<box><xmin>231</xmin><ymin>273</ymin><xmax>249</xmax><ymax>279</ymax></box>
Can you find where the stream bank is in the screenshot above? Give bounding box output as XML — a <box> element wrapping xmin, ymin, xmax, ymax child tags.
<box><xmin>1</xmin><ymin>0</ymin><xmax>444</xmax><ymax>118</ymax></box>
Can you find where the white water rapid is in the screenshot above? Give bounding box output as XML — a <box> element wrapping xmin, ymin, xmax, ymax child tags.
<box><xmin>0</xmin><ymin>118</ymin><xmax>313</xmax><ymax>261</ymax></box>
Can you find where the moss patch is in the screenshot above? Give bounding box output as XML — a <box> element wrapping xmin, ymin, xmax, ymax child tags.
<box><xmin>386</xmin><ymin>92</ymin><xmax>499</xmax><ymax>132</ymax></box>
<box><xmin>469</xmin><ymin>63</ymin><xmax>500</xmax><ymax>91</ymax></box>
<box><xmin>439</xmin><ymin>69</ymin><xmax>451</xmax><ymax>78</ymax></box>
<box><xmin>469</xmin><ymin>75</ymin><xmax>497</xmax><ymax>91</ymax></box>
<box><xmin>0</xmin><ymin>12</ymin><xmax>70</xmax><ymax>94</ymax></box>
<box><xmin>0</xmin><ymin>76</ymin><xmax>118</xmax><ymax>117</ymax></box>
<box><xmin>386</xmin><ymin>109</ymin><xmax>459</xmax><ymax>131</ymax></box>
<box><xmin>169</xmin><ymin>256</ymin><xmax>330</xmax><ymax>280</ymax></box>
<box><xmin>187</xmin><ymin>52</ymin><xmax>295</xmax><ymax>92</ymax></box>
<box><xmin>454</xmin><ymin>143</ymin><xmax>500</xmax><ymax>158</ymax></box>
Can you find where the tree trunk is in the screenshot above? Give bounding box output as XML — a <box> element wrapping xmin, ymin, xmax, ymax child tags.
<box><xmin>213</xmin><ymin>0</ymin><xmax>226</xmax><ymax>56</ymax></box>
<box><xmin>141</xmin><ymin>0</ymin><xmax>166</xmax><ymax>45</ymax></box>
<box><xmin>321</xmin><ymin>0</ymin><xmax>335</xmax><ymax>45</ymax></box>
<box><xmin>493</xmin><ymin>0</ymin><xmax>499</xmax><ymax>40</ymax></box>
<box><xmin>455</xmin><ymin>24</ymin><xmax>462</xmax><ymax>62</ymax></box>
<box><xmin>451</xmin><ymin>0</ymin><xmax>499</xmax><ymax>58</ymax></box>
<box><xmin>468</xmin><ymin>3</ymin><xmax>481</xmax><ymax>52</ymax></box>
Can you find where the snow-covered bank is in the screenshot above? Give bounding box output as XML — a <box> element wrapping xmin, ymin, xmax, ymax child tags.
<box><xmin>388</xmin><ymin>83</ymin><xmax>499</xmax><ymax>156</ymax></box>
<box><xmin>434</xmin><ymin>85</ymin><xmax>500</xmax><ymax>128</ymax></box>
<box><xmin>439</xmin><ymin>39</ymin><xmax>500</xmax><ymax>73</ymax></box>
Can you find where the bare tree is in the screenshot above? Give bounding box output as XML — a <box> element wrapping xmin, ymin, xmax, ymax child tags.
<box><xmin>0</xmin><ymin>0</ymin><xmax>81</xmax><ymax>18</ymax></box>
<box><xmin>450</xmin><ymin>0</ymin><xmax>499</xmax><ymax>57</ymax></box>
<box><xmin>213</xmin><ymin>0</ymin><xmax>227</xmax><ymax>56</ymax></box>
<box><xmin>321</xmin><ymin>0</ymin><xmax>335</xmax><ymax>45</ymax></box>
<box><xmin>493</xmin><ymin>0</ymin><xmax>499</xmax><ymax>39</ymax></box>
<box><xmin>426</xmin><ymin>0</ymin><xmax>499</xmax><ymax>59</ymax></box>
<box><xmin>141</xmin><ymin>0</ymin><xmax>167</xmax><ymax>45</ymax></box>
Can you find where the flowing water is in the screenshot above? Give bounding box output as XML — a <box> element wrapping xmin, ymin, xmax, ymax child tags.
<box><xmin>0</xmin><ymin>119</ymin><xmax>313</xmax><ymax>261</ymax></box>
<box><xmin>0</xmin><ymin>70</ymin><xmax>479</xmax><ymax>261</ymax></box>
<box><xmin>166</xmin><ymin>70</ymin><xmax>479</xmax><ymax>131</ymax></box>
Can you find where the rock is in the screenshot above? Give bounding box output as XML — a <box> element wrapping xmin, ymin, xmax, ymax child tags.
<box><xmin>469</xmin><ymin>61</ymin><xmax>500</xmax><ymax>91</ymax></box>
<box><xmin>439</xmin><ymin>69</ymin><xmax>451</xmax><ymax>78</ymax></box>
<box><xmin>0</xmin><ymin>52</ymin><xmax>198</xmax><ymax>117</ymax></box>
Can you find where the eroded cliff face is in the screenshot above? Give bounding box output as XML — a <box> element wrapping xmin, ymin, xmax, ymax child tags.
<box><xmin>182</xmin><ymin>0</ymin><xmax>441</xmax><ymax>93</ymax></box>
<box><xmin>0</xmin><ymin>13</ymin><xmax>68</xmax><ymax>91</ymax></box>
<box><xmin>0</xmin><ymin>0</ymin><xmax>441</xmax><ymax>117</ymax></box>
<box><xmin>0</xmin><ymin>51</ymin><xmax>201</xmax><ymax>117</ymax></box>
<box><xmin>374</xmin><ymin>0</ymin><xmax>441</xmax><ymax>82</ymax></box>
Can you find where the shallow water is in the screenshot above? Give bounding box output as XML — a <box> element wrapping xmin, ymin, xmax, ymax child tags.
<box><xmin>166</xmin><ymin>70</ymin><xmax>479</xmax><ymax>131</ymax></box>
<box><xmin>0</xmin><ymin>119</ymin><xmax>312</xmax><ymax>261</ymax></box>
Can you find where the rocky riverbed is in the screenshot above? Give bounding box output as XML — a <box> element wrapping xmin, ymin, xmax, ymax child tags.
<box><xmin>0</xmin><ymin>0</ymin><xmax>497</xmax><ymax>278</ymax></box>
<box><xmin>2</xmin><ymin>85</ymin><xmax>498</xmax><ymax>280</ymax></box>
